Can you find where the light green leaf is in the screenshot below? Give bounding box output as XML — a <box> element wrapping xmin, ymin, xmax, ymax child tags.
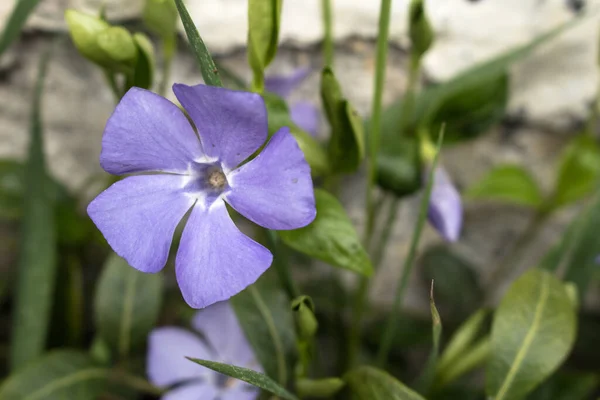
<box><xmin>132</xmin><ymin>33</ymin><xmax>155</xmax><ymax>90</ymax></box>
<box><xmin>247</xmin><ymin>0</ymin><xmax>282</xmax><ymax>90</ymax></box>
<box><xmin>466</xmin><ymin>164</ymin><xmax>544</xmax><ymax>208</ymax></box>
<box><xmin>231</xmin><ymin>270</ymin><xmax>296</xmax><ymax>386</ymax></box>
<box><xmin>486</xmin><ymin>269</ymin><xmax>577</xmax><ymax>400</ymax></box>
<box><xmin>173</xmin><ymin>0</ymin><xmax>222</xmax><ymax>86</ymax></box>
<box><xmin>0</xmin><ymin>0</ymin><xmax>42</xmax><ymax>56</ymax></box>
<box><xmin>321</xmin><ymin>67</ymin><xmax>365</xmax><ymax>173</ymax></box>
<box><xmin>540</xmin><ymin>191</ymin><xmax>600</xmax><ymax>300</ymax></box>
<box><xmin>279</xmin><ymin>189</ymin><xmax>373</xmax><ymax>276</ymax></box>
<box><xmin>10</xmin><ymin>47</ymin><xmax>57</xmax><ymax>370</ymax></box>
<box><xmin>344</xmin><ymin>366</ymin><xmax>426</xmax><ymax>400</ymax></box>
<box><xmin>94</xmin><ymin>253</ymin><xmax>163</xmax><ymax>358</ymax></box>
<box><xmin>187</xmin><ymin>359</ymin><xmax>299</xmax><ymax>400</ymax></box>
<box><xmin>0</xmin><ymin>351</ymin><xmax>108</xmax><ymax>400</ymax></box>
<box><xmin>551</xmin><ymin>134</ymin><xmax>600</xmax><ymax>208</ymax></box>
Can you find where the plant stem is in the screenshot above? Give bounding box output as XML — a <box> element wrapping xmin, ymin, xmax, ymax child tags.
<box><xmin>347</xmin><ymin>0</ymin><xmax>392</xmax><ymax>369</ymax></box>
<box><xmin>159</xmin><ymin>35</ymin><xmax>176</xmax><ymax>97</ymax></box>
<box><xmin>371</xmin><ymin>196</ymin><xmax>401</xmax><ymax>267</ymax></box>
<box><xmin>112</xmin><ymin>372</ymin><xmax>164</xmax><ymax>396</ymax></box>
<box><xmin>484</xmin><ymin>210</ymin><xmax>549</xmax><ymax>305</ymax></box>
<box><xmin>321</xmin><ymin>0</ymin><xmax>334</xmax><ymax>66</ymax></box>
<box><xmin>266</xmin><ymin>230</ymin><xmax>299</xmax><ymax>299</ymax></box>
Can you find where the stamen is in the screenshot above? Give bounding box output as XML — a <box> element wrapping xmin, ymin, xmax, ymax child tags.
<box><xmin>207</xmin><ymin>169</ymin><xmax>227</xmax><ymax>189</ymax></box>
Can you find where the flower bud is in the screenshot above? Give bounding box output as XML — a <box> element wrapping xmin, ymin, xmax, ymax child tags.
<box><xmin>291</xmin><ymin>296</ymin><xmax>318</xmax><ymax>340</ymax></box>
<box><xmin>143</xmin><ymin>0</ymin><xmax>178</xmax><ymax>39</ymax></box>
<box><xmin>96</xmin><ymin>26</ymin><xmax>138</xmax><ymax>71</ymax></box>
<box><xmin>297</xmin><ymin>377</ymin><xmax>345</xmax><ymax>398</ymax></box>
<box><xmin>65</xmin><ymin>9</ymin><xmax>111</xmax><ymax>66</ymax></box>
<box><xmin>408</xmin><ymin>0</ymin><xmax>434</xmax><ymax>58</ymax></box>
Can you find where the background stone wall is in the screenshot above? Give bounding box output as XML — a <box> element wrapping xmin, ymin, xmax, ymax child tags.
<box><xmin>1</xmin><ymin>0</ymin><xmax>598</xmax><ymax>313</ymax></box>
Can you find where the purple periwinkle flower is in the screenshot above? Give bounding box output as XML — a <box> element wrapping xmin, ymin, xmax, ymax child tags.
<box><xmin>427</xmin><ymin>167</ymin><xmax>463</xmax><ymax>242</ymax></box>
<box><xmin>148</xmin><ymin>301</ymin><xmax>260</xmax><ymax>400</ymax></box>
<box><xmin>88</xmin><ymin>84</ymin><xmax>316</xmax><ymax>308</ymax></box>
<box><xmin>265</xmin><ymin>67</ymin><xmax>320</xmax><ymax>137</ymax></box>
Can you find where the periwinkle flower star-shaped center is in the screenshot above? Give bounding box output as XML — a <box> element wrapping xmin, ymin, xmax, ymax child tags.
<box><xmin>88</xmin><ymin>83</ymin><xmax>316</xmax><ymax>309</ymax></box>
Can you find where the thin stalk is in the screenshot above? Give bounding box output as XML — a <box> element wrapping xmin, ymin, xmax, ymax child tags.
<box><xmin>321</xmin><ymin>0</ymin><xmax>334</xmax><ymax>66</ymax></box>
<box><xmin>266</xmin><ymin>230</ymin><xmax>299</xmax><ymax>299</ymax></box>
<box><xmin>159</xmin><ymin>35</ymin><xmax>176</xmax><ymax>97</ymax></box>
<box><xmin>398</xmin><ymin>53</ymin><xmax>421</xmax><ymax>137</ymax></box>
<box><xmin>375</xmin><ymin>128</ymin><xmax>444</xmax><ymax>368</ymax></box>
<box><xmin>372</xmin><ymin>196</ymin><xmax>401</xmax><ymax>267</ymax></box>
<box><xmin>103</xmin><ymin>70</ymin><xmax>121</xmax><ymax>103</ymax></box>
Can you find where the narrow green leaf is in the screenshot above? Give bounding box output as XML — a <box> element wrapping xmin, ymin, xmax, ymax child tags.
<box><xmin>436</xmin><ymin>336</ymin><xmax>490</xmax><ymax>388</ymax></box>
<box><xmin>186</xmin><ymin>359</ymin><xmax>299</xmax><ymax>400</ymax></box>
<box><xmin>416</xmin><ymin>282</ymin><xmax>443</xmax><ymax>394</ymax></box>
<box><xmin>231</xmin><ymin>270</ymin><xmax>296</xmax><ymax>385</ymax></box>
<box><xmin>132</xmin><ymin>33</ymin><xmax>155</xmax><ymax>90</ymax></box>
<box><xmin>540</xmin><ymin>191</ymin><xmax>600</xmax><ymax>300</ymax></box>
<box><xmin>10</xmin><ymin>47</ymin><xmax>57</xmax><ymax>370</ymax></box>
<box><xmin>551</xmin><ymin>134</ymin><xmax>600</xmax><ymax>208</ymax></box>
<box><xmin>94</xmin><ymin>253</ymin><xmax>163</xmax><ymax>358</ymax></box>
<box><xmin>279</xmin><ymin>189</ymin><xmax>373</xmax><ymax>276</ymax></box>
<box><xmin>0</xmin><ymin>0</ymin><xmax>42</xmax><ymax>56</ymax></box>
<box><xmin>344</xmin><ymin>366</ymin><xmax>426</xmax><ymax>400</ymax></box>
<box><xmin>173</xmin><ymin>0</ymin><xmax>222</xmax><ymax>86</ymax></box>
<box><xmin>466</xmin><ymin>164</ymin><xmax>544</xmax><ymax>208</ymax></box>
<box><xmin>486</xmin><ymin>269</ymin><xmax>577</xmax><ymax>400</ymax></box>
<box><xmin>321</xmin><ymin>67</ymin><xmax>365</xmax><ymax>173</ymax></box>
<box><xmin>0</xmin><ymin>351</ymin><xmax>108</xmax><ymax>400</ymax></box>
<box><xmin>247</xmin><ymin>0</ymin><xmax>282</xmax><ymax>90</ymax></box>
<box><xmin>0</xmin><ymin>160</ymin><xmax>27</xmax><ymax>220</ymax></box>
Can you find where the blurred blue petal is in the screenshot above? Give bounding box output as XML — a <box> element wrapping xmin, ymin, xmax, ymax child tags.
<box><xmin>427</xmin><ymin>167</ymin><xmax>463</xmax><ymax>242</ymax></box>
<box><xmin>265</xmin><ymin>67</ymin><xmax>311</xmax><ymax>98</ymax></box>
<box><xmin>290</xmin><ymin>102</ymin><xmax>320</xmax><ymax>137</ymax></box>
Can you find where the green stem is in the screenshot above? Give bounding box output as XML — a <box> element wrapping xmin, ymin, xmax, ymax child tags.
<box><xmin>321</xmin><ymin>0</ymin><xmax>334</xmax><ymax>66</ymax></box>
<box><xmin>484</xmin><ymin>210</ymin><xmax>549</xmax><ymax>305</ymax></box>
<box><xmin>399</xmin><ymin>53</ymin><xmax>421</xmax><ymax>137</ymax></box>
<box><xmin>103</xmin><ymin>70</ymin><xmax>121</xmax><ymax>103</ymax></box>
<box><xmin>159</xmin><ymin>35</ymin><xmax>176</xmax><ymax>97</ymax></box>
<box><xmin>266</xmin><ymin>230</ymin><xmax>299</xmax><ymax>299</ymax></box>
<box><xmin>112</xmin><ymin>372</ymin><xmax>164</xmax><ymax>396</ymax></box>
<box><xmin>371</xmin><ymin>197</ymin><xmax>401</xmax><ymax>267</ymax></box>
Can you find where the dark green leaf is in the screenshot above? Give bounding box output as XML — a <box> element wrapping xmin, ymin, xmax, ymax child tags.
<box><xmin>321</xmin><ymin>67</ymin><xmax>365</xmax><ymax>173</ymax></box>
<box><xmin>528</xmin><ymin>372</ymin><xmax>598</xmax><ymax>400</ymax></box>
<box><xmin>10</xmin><ymin>48</ymin><xmax>57</xmax><ymax>370</ymax></box>
<box><xmin>247</xmin><ymin>0</ymin><xmax>282</xmax><ymax>90</ymax></box>
<box><xmin>263</xmin><ymin>93</ymin><xmax>329</xmax><ymax>176</ymax></box>
<box><xmin>94</xmin><ymin>253</ymin><xmax>163</xmax><ymax>358</ymax></box>
<box><xmin>187</xmin><ymin>359</ymin><xmax>298</xmax><ymax>400</ymax></box>
<box><xmin>0</xmin><ymin>0</ymin><xmax>42</xmax><ymax>56</ymax></box>
<box><xmin>487</xmin><ymin>269</ymin><xmax>577</xmax><ymax>400</ymax></box>
<box><xmin>418</xmin><ymin>245</ymin><xmax>483</xmax><ymax>321</ymax></box>
<box><xmin>231</xmin><ymin>270</ymin><xmax>296</xmax><ymax>385</ymax></box>
<box><xmin>132</xmin><ymin>33</ymin><xmax>155</xmax><ymax>90</ymax></box>
<box><xmin>540</xmin><ymin>191</ymin><xmax>600</xmax><ymax>300</ymax></box>
<box><xmin>344</xmin><ymin>366</ymin><xmax>426</xmax><ymax>400</ymax></box>
<box><xmin>0</xmin><ymin>350</ymin><xmax>108</xmax><ymax>399</ymax></box>
<box><xmin>466</xmin><ymin>164</ymin><xmax>544</xmax><ymax>208</ymax></box>
<box><xmin>376</xmin><ymin>135</ymin><xmax>422</xmax><ymax>197</ymax></box>
<box><xmin>173</xmin><ymin>0</ymin><xmax>222</xmax><ymax>86</ymax></box>
<box><xmin>0</xmin><ymin>160</ymin><xmax>27</xmax><ymax>219</ymax></box>
<box><xmin>279</xmin><ymin>189</ymin><xmax>373</xmax><ymax>276</ymax></box>
<box><xmin>551</xmin><ymin>134</ymin><xmax>600</xmax><ymax>208</ymax></box>
<box><xmin>415</xmin><ymin>283</ymin><xmax>443</xmax><ymax>394</ymax></box>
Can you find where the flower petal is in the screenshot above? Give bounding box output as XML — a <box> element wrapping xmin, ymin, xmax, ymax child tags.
<box><xmin>220</xmin><ymin>385</ymin><xmax>261</xmax><ymax>400</ymax></box>
<box><xmin>428</xmin><ymin>167</ymin><xmax>463</xmax><ymax>242</ymax></box>
<box><xmin>88</xmin><ymin>175</ymin><xmax>194</xmax><ymax>273</ymax></box>
<box><xmin>147</xmin><ymin>327</ymin><xmax>213</xmax><ymax>387</ymax></box>
<box><xmin>172</xmin><ymin>84</ymin><xmax>268</xmax><ymax>171</ymax></box>
<box><xmin>290</xmin><ymin>102</ymin><xmax>320</xmax><ymax>137</ymax></box>
<box><xmin>175</xmin><ymin>202</ymin><xmax>273</xmax><ymax>309</ymax></box>
<box><xmin>265</xmin><ymin>67</ymin><xmax>311</xmax><ymax>98</ymax></box>
<box><xmin>226</xmin><ymin>127</ymin><xmax>316</xmax><ymax>230</ymax></box>
<box><xmin>191</xmin><ymin>302</ymin><xmax>257</xmax><ymax>367</ymax></box>
<box><xmin>100</xmin><ymin>87</ymin><xmax>203</xmax><ymax>175</ymax></box>
<box><xmin>161</xmin><ymin>382</ymin><xmax>218</xmax><ymax>400</ymax></box>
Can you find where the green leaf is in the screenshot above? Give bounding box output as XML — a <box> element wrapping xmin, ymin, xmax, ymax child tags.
<box><xmin>10</xmin><ymin>47</ymin><xmax>57</xmax><ymax>370</ymax></box>
<box><xmin>551</xmin><ymin>134</ymin><xmax>600</xmax><ymax>208</ymax></box>
<box><xmin>0</xmin><ymin>160</ymin><xmax>27</xmax><ymax>219</ymax></box>
<box><xmin>187</xmin><ymin>359</ymin><xmax>299</xmax><ymax>400</ymax></box>
<box><xmin>279</xmin><ymin>189</ymin><xmax>373</xmax><ymax>276</ymax></box>
<box><xmin>466</xmin><ymin>164</ymin><xmax>544</xmax><ymax>208</ymax></box>
<box><xmin>247</xmin><ymin>0</ymin><xmax>282</xmax><ymax>90</ymax></box>
<box><xmin>132</xmin><ymin>33</ymin><xmax>155</xmax><ymax>90</ymax></box>
<box><xmin>380</xmin><ymin>16</ymin><xmax>584</xmax><ymax>144</ymax></box>
<box><xmin>94</xmin><ymin>253</ymin><xmax>163</xmax><ymax>358</ymax></box>
<box><xmin>437</xmin><ymin>336</ymin><xmax>490</xmax><ymax>389</ymax></box>
<box><xmin>263</xmin><ymin>93</ymin><xmax>329</xmax><ymax>176</ymax></box>
<box><xmin>376</xmin><ymin>135</ymin><xmax>422</xmax><ymax>197</ymax></box>
<box><xmin>540</xmin><ymin>192</ymin><xmax>600</xmax><ymax>300</ymax></box>
<box><xmin>486</xmin><ymin>269</ymin><xmax>577</xmax><ymax>400</ymax></box>
<box><xmin>415</xmin><ymin>283</ymin><xmax>443</xmax><ymax>394</ymax></box>
<box><xmin>528</xmin><ymin>372</ymin><xmax>599</xmax><ymax>400</ymax></box>
<box><xmin>231</xmin><ymin>270</ymin><xmax>296</xmax><ymax>385</ymax></box>
<box><xmin>0</xmin><ymin>350</ymin><xmax>108</xmax><ymax>400</ymax></box>
<box><xmin>321</xmin><ymin>67</ymin><xmax>365</xmax><ymax>173</ymax></box>
<box><xmin>173</xmin><ymin>0</ymin><xmax>222</xmax><ymax>86</ymax></box>
<box><xmin>344</xmin><ymin>366</ymin><xmax>426</xmax><ymax>400</ymax></box>
<box><xmin>0</xmin><ymin>0</ymin><xmax>42</xmax><ymax>56</ymax></box>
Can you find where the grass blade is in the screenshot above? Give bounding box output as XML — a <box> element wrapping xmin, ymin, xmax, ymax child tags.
<box><xmin>0</xmin><ymin>0</ymin><xmax>42</xmax><ymax>56</ymax></box>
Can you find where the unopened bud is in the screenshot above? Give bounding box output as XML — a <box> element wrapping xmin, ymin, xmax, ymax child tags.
<box><xmin>65</xmin><ymin>10</ymin><xmax>111</xmax><ymax>66</ymax></box>
<box><xmin>408</xmin><ymin>0</ymin><xmax>434</xmax><ymax>58</ymax></box>
<box><xmin>96</xmin><ymin>26</ymin><xmax>138</xmax><ymax>71</ymax></box>
<box><xmin>291</xmin><ymin>296</ymin><xmax>318</xmax><ymax>340</ymax></box>
<box><xmin>143</xmin><ymin>0</ymin><xmax>178</xmax><ymax>39</ymax></box>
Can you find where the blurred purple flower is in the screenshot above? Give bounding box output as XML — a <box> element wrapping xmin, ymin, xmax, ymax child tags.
<box><xmin>148</xmin><ymin>301</ymin><xmax>260</xmax><ymax>400</ymax></box>
<box><xmin>428</xmin><ymin>167</ymin><xmax>463</xmax><ymax>242</ymax></box>
<box><xmin>88</xmin><ymin>85</ymin><xmax>316</xmax><ymax>308</ymax></box>
<box><xmin>265</xmin><ymin>67</ymin><xmax>320</xmax><ymax>136</ymax></box>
